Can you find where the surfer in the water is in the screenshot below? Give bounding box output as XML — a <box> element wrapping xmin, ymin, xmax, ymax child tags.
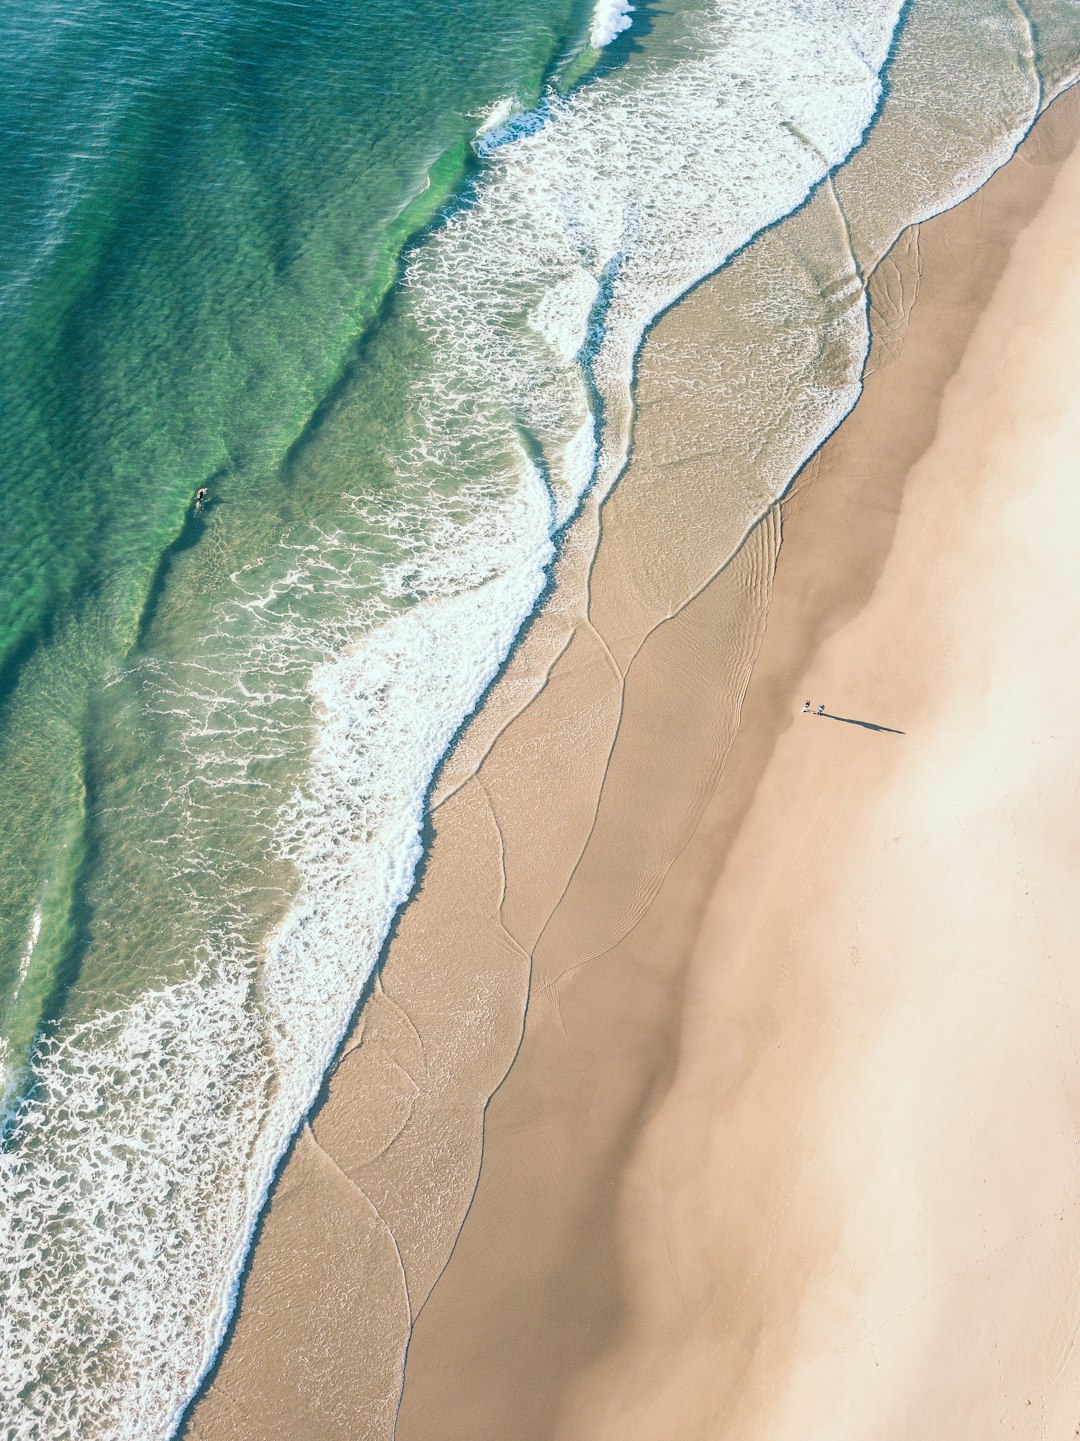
<box><xmin>195</xmin><ymin>486</ymin><xmax>209</xmax><ymax>512</ymax></box>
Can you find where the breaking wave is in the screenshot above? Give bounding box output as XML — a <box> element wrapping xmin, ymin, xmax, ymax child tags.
<box><xmin>590</xmin><ymin>0</ymin><xmax>635</xmax><ymax>48</ymax></box>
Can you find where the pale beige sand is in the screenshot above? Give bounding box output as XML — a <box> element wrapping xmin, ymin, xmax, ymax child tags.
<box><xmin>185</xmin><ymin>91</ymin><xmax>1080</xmax><ymax>1441</ymax></box>
<box><xmin>395</xmin><ymin>93</ymin><xmax>1080</xmax><ymax>1439</ymax></box>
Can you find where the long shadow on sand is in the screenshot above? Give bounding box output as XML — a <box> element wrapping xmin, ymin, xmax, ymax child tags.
<box><xmin>821</xmin><ymin>711</ymin><xmax>905</xmax><ymax>734</ymax></box>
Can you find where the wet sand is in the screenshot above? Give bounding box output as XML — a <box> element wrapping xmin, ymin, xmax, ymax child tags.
<box><xmin>185</xmin><ymin>88</ymin><xmax>1080</xmax><ymax>1441</ymax></box>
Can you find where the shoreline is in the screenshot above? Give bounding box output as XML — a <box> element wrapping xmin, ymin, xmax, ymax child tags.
<box><xmin>184</xmin><ymin>86</ymin><xmax>1080</xmax><ymax>1441</ymax></box>
<box><xmin>396</xmin><ymin>83</ymin><xmax>1080</xmax><ymax>1439</ymax></box>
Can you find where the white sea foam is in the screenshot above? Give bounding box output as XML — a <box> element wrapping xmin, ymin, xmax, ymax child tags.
<box><xmin>0</xmin><ymin>966</ymin><xmax>274</xmax><ymax>1439</ymax></box>
<box><xmin>0</xmin><ymin>2</ymin><xmax>1056</xmax><ymax>1437</ymax></box>
<box><xmin>473</xmin><ymin>99</ymin><xmax>545</xmax><ymax>156</ymax></box>
<box><xmin>590</xmin><ymin>0</ymin><xmax>634</xmax><ymax>48</ymax></box>
<box><xmin>262</xmin><ymin>473</ymin><xmax>554</xmax><ymax>1080</ymax></box>
<box><xmin>477</xmin><ymin>94</ymin><xmax>519</xmax><ymax>136</ymax></box>
<box><xmin>14</xmin><ymin>909</ymin><xmax>42</xmax><ymax>1004</ymax></box>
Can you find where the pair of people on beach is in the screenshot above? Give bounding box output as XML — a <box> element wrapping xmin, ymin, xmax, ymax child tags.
<box><xmin>802</xmin><ymin>700</ymin><xmax>825</xmax><ymax>716</ymax></box>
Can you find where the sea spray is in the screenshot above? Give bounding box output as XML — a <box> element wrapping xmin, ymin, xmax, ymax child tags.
<box><xmin>590</xmin><ymin>0</ymin><xmax>635</xmax><ymax>48</ymax></box>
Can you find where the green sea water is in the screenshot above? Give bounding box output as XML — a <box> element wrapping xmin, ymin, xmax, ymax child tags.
<box><xmin>0</xmin><ymin>0</ymin><xmax>592</xmax><ymax>1072</ymax></box>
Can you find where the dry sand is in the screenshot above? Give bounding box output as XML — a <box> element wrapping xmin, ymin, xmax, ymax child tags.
<box><xmin>395</xmin><ymin>89</ymin><xmax>1080</xmax><ymax>1440</ymax></box>
<box><xmin>185</xmin><ymin>90</ymin><xmax>1080</xmax><ymax>1441</ymax></box>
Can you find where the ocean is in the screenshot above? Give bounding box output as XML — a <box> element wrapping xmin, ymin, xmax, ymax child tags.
<box><xmin>1</xmin><ymin>0</ymin><xmax>1078</xmax><ymax>1436</ymax></box>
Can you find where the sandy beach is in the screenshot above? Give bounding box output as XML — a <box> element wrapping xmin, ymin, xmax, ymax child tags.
<box><xmin>186</xmin><ymin>87</ymin><xmax>1080</xmax><ymax>1441</ymax></box>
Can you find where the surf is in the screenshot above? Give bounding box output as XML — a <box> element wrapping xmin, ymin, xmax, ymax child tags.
<box><xmin>589</xmin><ymin>0</ymin><xmax>635</xmax><ymax>48</ymax></box>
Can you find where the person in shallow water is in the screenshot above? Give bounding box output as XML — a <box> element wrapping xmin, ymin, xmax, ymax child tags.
<box><xmin>195</xmin><ymin>486</ymin><xmax>209</xmax><ymax>510</ymax></box>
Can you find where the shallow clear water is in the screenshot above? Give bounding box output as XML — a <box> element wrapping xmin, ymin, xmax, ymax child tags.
<box><xmin>0</xmin><ymin>0</ymin><xmax>592</xmax><ymax>1058</ymax></box>
<box><xmin>0</xmin><ymin>0</ymin><xmax>1078</xmax><ymax>1436</ymax></box>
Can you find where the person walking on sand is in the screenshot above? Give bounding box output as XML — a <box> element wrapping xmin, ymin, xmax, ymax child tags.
<box><xmin>816</xmin><ymin>702</ymin><xmax>825</xmax><ymax>716</ymax></box>
<box><xmin>802</xmin><ymin>700</ymin><xmax>811</xmax><ymax>714</ymax></box>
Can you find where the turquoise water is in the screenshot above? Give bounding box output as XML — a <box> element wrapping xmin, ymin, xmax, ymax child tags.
<box><xmin>1</xmin><ymin>0</ymin><xmax>1079</xmax><ymax>1436</ymax></box>
<box><xmin>0</xmin><ymin>0</ymin><xmax>590</xmax><ymax>1068</ymax></box>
